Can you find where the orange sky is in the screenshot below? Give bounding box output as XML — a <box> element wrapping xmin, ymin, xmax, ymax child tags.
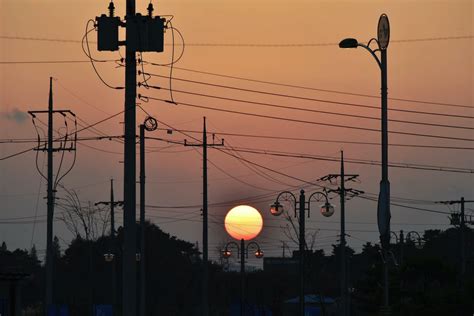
<box><xmin>0</xmin><ymin>0</ymin><xmax>473</xmax><ymax>263</ymax></box>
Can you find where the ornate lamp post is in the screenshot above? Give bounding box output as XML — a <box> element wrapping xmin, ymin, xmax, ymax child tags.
<box><xmin>223</xmin><ymin>205</ymin><xmax>264</xmax><ymax>316</ymax></box>
<box><xmin>222</xmin><ymin>241</ymin><xmax>264</xmax><ymax>315</ymax></box>
<box><xmin>405</xmin><ymin>231</ymin><xmax>424</xmax><ymax>249</ymax></box>
<box><xmin>270</xmin><ymin>190</ymin><xmax>334</xmax><ymax>316</ymax></box>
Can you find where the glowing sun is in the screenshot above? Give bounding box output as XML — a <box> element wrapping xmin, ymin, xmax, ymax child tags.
<box><xmin>224</xmin><ymin>205</ymin><xmax>263</xmax><ymax>241</ymax></box>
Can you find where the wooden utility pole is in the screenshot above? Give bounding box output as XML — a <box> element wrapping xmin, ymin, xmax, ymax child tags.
<box><xmin>184</xmin><ymin>117</ymin><xmax>223</xmax><ymax>315</ymax></box>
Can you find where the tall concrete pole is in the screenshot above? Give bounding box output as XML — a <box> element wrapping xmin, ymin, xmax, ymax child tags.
<box><xmin>380</xmin><ymin>48</ymin><xmax>391</xmax><ymax>311</ymax></box>
<box><xmin>139</xmin><ymin>124</ymin><xmax>146</xmax><ymax>316</ymax></box>
<box><xmin>299</xmin><ymin>190</ymin><xmax>306</xmax><ymax>316</ymax></box>
<box><xmin>340</xmin><ymin>151</ymin><xmax>347</xmax><ymax>316</ymax></box>
<box><xmin>46</xmin><ymin>76</ymin><xmax>54</xmax><ymax>314</ymax></box>
<box><xmin>123</xmin><ymin>0</ymin><xmax>137</xmax><ymax>314</ymax></box>
<box><xmin>202</xmin><ymin>117</ymin><xmax>209</xmax><ymax>316</ymax></box>
<box><xmin>460</xmin><ymin>197</ymin><xmax>465</xmax><ymax>276</ymax></box>
<box><xmin>110</xmin><ymin>179</ymin><xmax>116</xmax><ymax>310</ymax></box>
<box><xmin>110</xmin><ymin>179</ymin><xmax>115</xmax><ymax>238</ymax></box>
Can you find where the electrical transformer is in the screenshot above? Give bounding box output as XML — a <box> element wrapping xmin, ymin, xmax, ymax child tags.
<box><xmin>96</xmin><ymin>14</ymin><xmax>120</xmax><ymax>51</ymax></box>
<box><xmin>127</xmin><ymin>14</ymin><xmax>165</xmax><ymax>52</ymax></box>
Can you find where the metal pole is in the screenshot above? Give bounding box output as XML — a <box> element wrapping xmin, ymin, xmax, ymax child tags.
<box><xmin>139</xmin><ymin>124</ymin><xmax>146</xmax><ymax>316</ymax></box>
<box><xmin>240</xmin><ymin>238</ymin><xmax>245</xmax><ymax>316</ymax></box>
<box><xmin>299</xmin><ymin>190</ymin><xmax>306</xmax><ymax>316</ymax></box>
<box><xmin>380</xmin><ymin>48</ymin><xmax>390</xmax><ymax>311</ymax></box>
<box><xmin>123</xmin><ymin>0</ymin><xmax>137</xmax><ymax>315</ymax></box>
<box><xmin>460</xmin><ymin>197</ymin><xmax>465</xmax><ymax>276</ymax></box>
<box><xmin>399</xmin><ymin>230</ymin><xmax>404</xmax><ymax>266</ymax></box>
<box><xmin>202</xmin><ymin>117</ymin><xmax>209</xmax><ymax>316</ymax></box>
<box><xmin>340</xmin><ymin>151</ymin><xmax>347</xmax><ymax>316</ymax></box>
<box><xmin>110</xmin><ymin>179</ymin><xmax>115</xmax><ymax>238</ymax></box>
<box><xmin>110</xmin><ymin>179</ymin><xmax>116</xmax><ymax>310</ymax></box>
<box><xmin>46</xmin><ymin>76</ymin><xmax>54</xmax><ymax>314</ymax></box>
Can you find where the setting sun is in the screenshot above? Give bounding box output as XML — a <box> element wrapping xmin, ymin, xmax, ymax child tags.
<box><xmin>224</xmin><ymin>205</ymin><xmax>263</xmax><ymax>241</ymax></box>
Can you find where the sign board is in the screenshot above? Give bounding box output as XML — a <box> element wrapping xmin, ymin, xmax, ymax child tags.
<box><xmin>47</xmin><ymin>305</ymin><xmax>69</xmax><ymax>316</ymax></box>
<box><xmin>377</xmin><ymin>14</ymin><xmax>390</xmax><ymax>49</ymax></box>
<box><xmin>94</xmin><ymin>304</ymin><xmax>113</xmax><ymax>316</ymax></box>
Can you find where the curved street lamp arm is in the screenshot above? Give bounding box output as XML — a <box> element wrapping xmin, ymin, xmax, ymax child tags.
<box><xmin>406</xmin><ymin>231</ymin><xmax>422</xmax><ymax>241</ymax></box>
<box><xmin>358</xmin><ymin>43</ymin><xmax>382</xmax><ymax>70</ymax></box>
<box><xmin>224</xmin><ymin>241</ymin><xmax>240</xmax><ymax>253</ymax></box>
<box><xmin>307</xmin><ymin>191</ymin><xmax>329</xmax><ymax>217</ymax></box>
<box><xmin>390</xmin><ymin>231</ymin><xmax>399</xmax><ymax>244</ymax></box>
<box><xmin>275</xmin><ymin>191</ymin><xmax>298</xmax><ymax>217</ymax></box>
<box><xmin>245</xmin><ymin>241</ymin><xmax>261</xmax><ymax>257</ymax></box>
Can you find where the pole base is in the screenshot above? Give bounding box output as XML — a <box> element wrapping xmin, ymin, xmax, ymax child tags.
<box><xmin>379</xmin><ymin>306</ymin><xmax>391</xmax><ymax>316</ymax></box>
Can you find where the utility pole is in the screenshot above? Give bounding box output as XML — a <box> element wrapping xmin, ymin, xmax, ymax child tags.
<box><xmin>184</xmin><ymin>117</ymin><xmax>223</xmax><ymax>315</ymax></box>
<box><xmin>95</xmin><ymin>2</ymin><xmax>166</xmax><ymax>314</ymax></box>
<box><xmin>96</xmin><ymin>179</ymin><xmax>124</xmax><ymax>236</ymax></box>
<box><xmin>321</xmin><ymin>151</ymin><xmax>363</xmax><ymax>316</ymax></box>
<box><xmin>123</xmin><ymin>0</ymin><xmax>137</xmax><ymax>313</ymax></box>
<box><xmin>436</xmin><ymin>198</ymin><xmax>474</xmax><ymax>277</ymax></box>
<box><xmin>111</xmin><ymin>179</ymin><xmax>115</xmax><ymax>237</ymax></box>
<box><xmin>96</xmin><ymin>179</ymin><xmax>124</xmax><ymax>311</ymax></box>
<box><xmin>28</xmin><ymin>78</ymin><xmax>76</xmax><ymax>315</ymax></box>
<box><xmin>46</xmin><ymin>77</ymin><xmax>54</xmax><ymax>315</ymax></box>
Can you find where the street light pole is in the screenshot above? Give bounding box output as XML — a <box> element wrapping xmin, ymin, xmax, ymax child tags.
<box><xmin>380</xmin><ymin>45</ymin><xmax>391</xmax><ymax>312</ymax></box>
<box><xmin>271</xmin><ymin>190</ymin><xmax>334</xmax><ymax>316</ymax></box>
<box><xmin>339</xmin><ymin>14</ymin><xmax>391</xmax><ymax>314</ymax></box>
<box><xmin>222</xmin><ymin>241</ymin><xmax>264</xmax><ymax>316</ymax></box>
<box><xmin>298</xmin><ymin>190</ymin><xmax>306</xmax><ymax>316</ymax></box>
<box><xmin>139</xmin><ymin>123</ymin><xmax>146</xmax><ymax>316</ymax></box>
<box><xmin>340</xmin><ymin>153</ymin><xmax>347</xmax><ymax>316</ymax></box>
<box><xmin>240</xmin><ymin>238</ymin><xmax>245</xmax><ymax>316</ymax></box>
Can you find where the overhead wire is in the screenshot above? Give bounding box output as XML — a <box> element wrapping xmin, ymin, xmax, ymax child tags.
<box><xmin>2</xmin><ymin>34</ymin><xmax>471</xmax><ymax>46</ymax></box>
<box><xmin>82</xmin><ymin>19</ymin><xmax>124</xmax><ymax>90</ymax></box>
<box><xmin>143</xmin><ymin>95</ymin><xmax>474</xmax><ymax>142</ymax></box>
<box><xmin>152</xmin><ymin>128</ymin><xmax>474</xmax><ymax>151</ymax></box>
<box><xmin>215</xmin><ymin>145</ymin><xmax>474</xmax><ymax>174</ymax></box>
<box><xmin>143</xmin><ymin>72</ymin><xmax>474</xmax><ymax>120</ymax></box>
<box><xmin>145</xmin><ymin>84</ymin><xmax>474</xmax><ymax>131</ymax></box>
<box><xmin>155</xmin><ymin>65</ymin><xmax>474</xmax><ymax>110</ymax></box>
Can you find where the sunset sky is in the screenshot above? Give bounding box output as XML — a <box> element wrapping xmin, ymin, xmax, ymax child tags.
<box><xmin>1</xmin><ymin>0</ymin><xmax>473</xmax><ymax>265</ymax></box>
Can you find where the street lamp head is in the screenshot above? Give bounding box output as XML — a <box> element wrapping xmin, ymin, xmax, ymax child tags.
<box><xmin>222</xmin><ymin>249</ymin><xmax>232</xmax><ymax>258</ymax></box>
<box><xmin>104</xmin><ymin>253</ymin><xmax>115</xmax><ymax>262</ymax></box>
<box><xmin>254</xmin><ymin>249</ymin><xmax>264</xmax><ymax>259</ymax></box>
<box><xmin>320</xmin><ymin>202</ymin><xmax>335</xmax><ymax>217</ymax></box>
<box><xmin>339</xmin><ymin>38</ymin><xmax>359</xmax><ymax>49</ymax></box>
<box><xmin>270</xmin><ymin>201</ymin><xmax>283</xmax><ymax>216</ymax></box>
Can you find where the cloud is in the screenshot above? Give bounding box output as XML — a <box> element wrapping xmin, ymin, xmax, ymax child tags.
<box><xmin>1</xmin><ymin>108</ymin><xmax>29</xmax><ymax>124</ymax></box>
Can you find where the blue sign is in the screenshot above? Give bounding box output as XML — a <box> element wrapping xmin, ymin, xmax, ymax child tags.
<box><xmin>94</xmin><ymin>304</ymin><xmax>113</xmax><ymax>316</ymax></box>
<box><xmin>47</xmin><ymin>305</ymin><xmax>69</xmax><ymax>316</ymax></box>
<box><xmin>0</xmin><ymin>298</ymin><xmax>8</xmax><ymax>316</ymax></box>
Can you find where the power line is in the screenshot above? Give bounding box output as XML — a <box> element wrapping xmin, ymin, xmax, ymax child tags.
<box><xmin>152</xmin><ymin>128</ymin><xmax>474</xmax><ymax>151</ymax></box>
<box><xmin>143</xmin><ymin>95</ymin><xmax>474</xmax><ymax>142</ymax></box>
<box><xmin>215</xmin><ymin>146</ymin><xmax>474</xmax><ymax>174</ymax></box>
<box><xmin>141</xmin><ymin>134</ymin><xmax>473</xmax><ymax>173</ymax></box>
<box><xmin>144</xmin><ymin>72</ymin><xmax>474</xmax><ymax>120</ymax></box>
<box><xmin>145</xmin><ymin>85</ymin><xmax>473</xmax><ymax>131</ymax></box>
<box><xmin>0</xmin><ymin>109</ymin><xmax>125</xmax><ymax>161</ymax></box>
<box><xmin>2</xmin><ymin>34</ymin><xmax>472</xmax><ymax>46</ymax></box>
<box><xmin>155</xmin><ymin>65</ymin><xmax>474</xmax><ymax>110</ymax></box>
<box><xmin>0</xmin><ymin>60</ymin><xmax>105</xmax><ymax>64</ymax></box>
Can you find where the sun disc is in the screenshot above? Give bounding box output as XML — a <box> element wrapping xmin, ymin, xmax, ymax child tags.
<box><xmin>224</xmin><ymin>205</ymin><xmax>263</xmax><ymax>241</ymax></box>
